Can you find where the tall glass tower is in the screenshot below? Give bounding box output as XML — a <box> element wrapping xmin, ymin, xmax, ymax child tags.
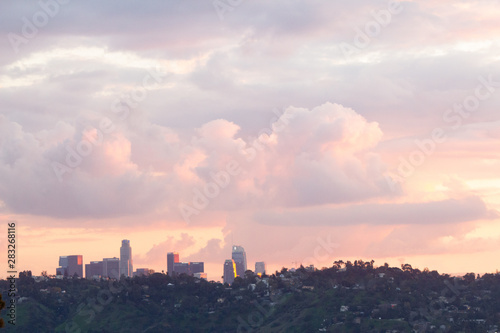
<box><xmin>231</xmin><ymin>245</ymin><xmax>247</xmax><ymax>277</ymax></box>
<box><xmin>120</xmin><ymin>239</ymin><xmax>133</xmax><ymax>278</ymax></box>
<box><xmin>223</xmin><ymin>259</ymin><xmax>236</xmax><ymax>285</ymax></box>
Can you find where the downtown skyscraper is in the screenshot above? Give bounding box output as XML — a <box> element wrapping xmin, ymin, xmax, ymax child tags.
<box><xmin>255</xmin><ymin>262</ymin><xmax>266</xmax><ymax>276</ymax></box>
<box><xmin>120</xmin><ymin>239</ymin><xmax>133</xmax><ymax>278</ymax></box>
<box><xmin>57</xmin><ymin>255</ymin><xmax>83</xmax><ymax>278</ymax></box>
<box><xmin>223</xmin><ymin>259</ymin><xmax>236</xmax><ymax>285</ymax></box>
<box><xmin>232</xmin><ymin>245</ymin><xmax>247</xmax><ymax>277</ymax></box>
<box><xmin>167</xmin><ymin>252</ymin><xmax>179</xmax><ymax>276</ymax></box>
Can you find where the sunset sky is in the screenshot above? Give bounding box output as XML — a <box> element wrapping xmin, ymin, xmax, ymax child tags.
<box><xmin>1</xmin><ymin>0</ymin><xmax>500</xmax><ymax>281</ymax></box>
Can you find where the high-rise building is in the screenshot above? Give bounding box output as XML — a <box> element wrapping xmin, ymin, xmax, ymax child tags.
<box><xmin>57</xmin><ymin>255</ymin><xmax>83</xmax><ymax>278</ymax></box>
<box><xmin>120</xmin><ymin>240</ymin><xmax>133</xmax><ymax>279</ymax></box>
<box><xmin>173</xmin><ymin>262</ymin><xmax>190</xmax><ymax>275</ymax></box>
<box><xmin>167</xmin><ymin>252</ymin><xmax>179</xmax><ymax>276</ymax></box>
<box><xmin>223</xmin><ymin>259</ymin><xmax>237</xmax><ymax>285</ymax></box>
<box><xmin>85</xmin><ymin>261</ymin><xmax>103</xmax><ymax>279</ymax></box>
<box><xmin>232</xmin><ymin>245</ymin><xmax>247</xmax><ymax>277</ymax></box>
<box><xmin>59</xmin><ymin>256</ymin><xmax>68</xmax><ymax>269</ymax></box>
<box><xmin>103</xmin><ymin>257</ymin><xmax>120</xmax><ymax>280</ymax></box>
<box><xmin>68</xmin><ymin>255</ymin><xmax>83</xmax><ymax>278</ymax></box>
<box><xmin>189</xmin><ymin>262</ymin><xmax>204</xmax><ymax>275</ymax></box>
<box><xmin>255</xmin><ymin>262</ymin><xmax>266</xmax><ymax>276</ymax></box>
<box><xmin>167</xmin><ymin>252</ymin><xmax>204</xmax><ymax>276</ymax></box>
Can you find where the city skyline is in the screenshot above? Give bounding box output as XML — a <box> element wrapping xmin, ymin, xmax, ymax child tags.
<box><xmin>48</xmin><ymin>241</ymin><xmax>271</xmax><ymax>283</ymax></box>
<box><xmin>1</xmin><ymin>1</ymin><xmax>500</xmax><ymax>283</ymax></box>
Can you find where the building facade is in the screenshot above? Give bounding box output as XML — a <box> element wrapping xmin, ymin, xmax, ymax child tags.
<box><xmin>85</xmin><ymin>261</ymin><xmax>103</xmax><ymax>279</ymax></box>
<box><xmin>255</xmin><ymin>261</ymin><xmax>266</xmax><ymax>276</ymax></box>
<box><xmin>189</xmin><ymin>262</ymin><xmax>204</xmax><ymax>275</ymax></box>
<box><xmin>119</xmin><ymin>240</ymin><xmax>133</xmax><ymax>279</ymax></box>
<box><xmin>223</xmin><ymin>259</ymin><xmax>237</xmax><ymax>285</ymax></box>
<box><xmin>232</xmin><ymin>245</ymin><xmax>247</xmax><ymax>277</ymax></box>
<box><xmin>103</xmin><ymin>257</ymin><xmax>120</xmax><ymax>279</ymax></box>
<box><xmin>57</xmin><ymin>255</ymin><xmax>83</xmax><ymax>278</ymax></box>
<box><xmin>173</xmin><ymin>262</ymin><xmax>190</xmax><ymax>275</ymax></box>
<box><xmin>168</xmin><ymin>252</ymin><xmax>204</xmax><ymax>276</ymax></box>
<box><xmin>167</xmin><ymin>252</ymin><xmax>179</xmax><ymax>276</ymax></box>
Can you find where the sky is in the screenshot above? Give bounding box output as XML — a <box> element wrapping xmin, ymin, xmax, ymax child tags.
<box><xmin>0</xmin><ymin>0</ymin><xmax>500</xmax><ymax>281</ymax></box>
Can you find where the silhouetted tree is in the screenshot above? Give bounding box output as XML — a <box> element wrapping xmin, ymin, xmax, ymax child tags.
<box><xmin>401</xmin><ymin>263</ymin><xmax>413</xmax><ymax>273</ymax></box>
<box><xmin>463</xmin><ymin>272</ymin><xmax>475</xmax><ymax>284</ymax></box>
<box><xmin>19</xmin><ymin>270</ymin><xmax>32</xmax><ymax>278</ymax></box>
<box><xmin>333</xmin><ymin>261</ymin><xmax>343</xmax><ymax>269</ymax></box>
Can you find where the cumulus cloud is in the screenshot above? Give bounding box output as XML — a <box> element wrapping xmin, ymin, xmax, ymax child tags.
<box><xmin>0</xmin><ymin>100</ymin><xmax>396</xmax><ymax>221</ymax></box>
<box><xmin>1</xmin><ymin>0</ymin><xmax>500</xmax><ymax>278</ymax></box>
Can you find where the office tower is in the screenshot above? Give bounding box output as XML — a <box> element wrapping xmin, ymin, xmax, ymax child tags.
<box><xmin>68</xmin><ymin>255</ymin><xmax>83</xmax><ymax>277</ymax></box>
<box><xmin>189</xmin><ymin>262</ymin><xmax>204</xmax><ymax>275</ymax></box>
<box><xmin>255</xmin><ymin>262</ymin><xmax>266</xmax><ymax>276</ymax></box>
<box><xmin>85</xmin><ymin>261</ymin><xmax>103</xmax><ymax>279</ymax></box>
<box><xmin>59</xmin><ymin>256</ymin><xmax>68</xmax><ymax>269</ymax></box>
<box><xmin>167</xmin><ymin>252</ymin><xmax>205</xmax><ymax>276</ymax></box>
<box><xmin>167</xmin><ymin>252</ymin><xmax>179</xmax><ymax>276</ymax></box>
<box><xmin>232</xmin><ymin>245</ymin><xmax>247</xmax><ymax>277</ymax></box>
<box><xmin>223</xmin><ymin>259</ymin><xmax>237</xmax><ymax>285</ymax></box>
<box><xmin>57</xmin><ymin>256</ymin><xmax>68</xmax><ymax>276</ymax></box>
<box><xmin>173</xmin><ymin>262</ymin><xmax>190</xmax><ymax>275</ymax></box>
<box><xmin>103</xmin><ymin>257</ymin><xmax>120</xmax><ymax>279</ymax></box>
<box><xmin>57</xmin><ymin>255</ymin><xmax>83</xmax><ymax>278</ymax></box>
<box><xmin>120</xmin><ymin>240</ymin><xmax>133</xmax><ymax>278</ymax></box>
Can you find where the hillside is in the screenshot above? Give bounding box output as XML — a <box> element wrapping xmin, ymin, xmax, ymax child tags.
<box><xmin>1</xmin><ymin>261</ymin><xmax>500</xmax><ymax>332</ymax></box>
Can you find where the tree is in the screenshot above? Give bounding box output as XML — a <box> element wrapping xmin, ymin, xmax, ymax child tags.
<box><xmin>463</xmin><ymin>272</ymin><xmax>475</xmax><ymax>284</ymax></box>
<box><xmin>401</xmin><ymin>263</ymin><xmax>413</xmax><ymax>273</ymax></box>
<box><xmin>19</xmin><ymin>270</ymin><xmax>32</xmax><ymax>278</ymax></box>
<box><xmin>333</xmin><ymin>260</ymin><xmax>345</xmax><ymax>270</ymax></box>
<box><xmin>244</xmin><ymin>270</ymin><xmax>256</xmax><ymax>284</ymax></box>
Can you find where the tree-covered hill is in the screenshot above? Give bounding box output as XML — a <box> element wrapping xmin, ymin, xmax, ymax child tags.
<box><xmin>1</xmin><ymin>261</ymin><xmax>500</xmax><ymax>332</ymax></box>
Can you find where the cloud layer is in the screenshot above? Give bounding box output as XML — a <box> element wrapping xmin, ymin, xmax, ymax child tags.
<box><xmin>0</xmin><ymin>0</ymin><xmax>499</xmax><ymax>279</ymax></box>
